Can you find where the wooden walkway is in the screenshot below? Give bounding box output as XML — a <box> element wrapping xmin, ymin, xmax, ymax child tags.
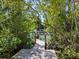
<box><xmin>12</xmin><ymin>39</ymin><xmax>58</xmax><ymax>59</ymax></box>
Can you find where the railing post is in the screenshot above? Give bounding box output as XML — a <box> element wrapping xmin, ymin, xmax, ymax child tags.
<box><xmin>45</xmin><ymin>32</ymin><xmax>47</xmax><ymax>49</ymax></box>
<box><xmin>35</xmin><ymin>32</ymin><xmax>36</xmax><ymax>44</ymax></box>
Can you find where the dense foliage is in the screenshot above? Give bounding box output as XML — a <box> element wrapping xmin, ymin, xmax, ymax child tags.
<box><xmin>43</xmin><ymin>0</ymin><xmax>79</xmax><ymax>59</ymax></box>
<box><xmin>0</xmin><ymin>0</ymin><xmax>79</xmax><ymax>59</ymax></box>
<box><xmin>0</xmin><ymin>0</ymin><xmax>37</xmax><ymax>57</ymax></box>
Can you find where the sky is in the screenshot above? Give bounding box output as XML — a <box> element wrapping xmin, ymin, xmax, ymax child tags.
<box><xmin>65</xmin><ymin>0</ymin><xmax>68</xmax><ymax>12</ymax></box>
<box><xmin>25</xmin><ymin>0</ymin><xmax>79</xmax><ymax>22</ymax></box>
<box><xmin>25</xmin><ymin>0</ymin><xmax>44</xmax><ymax>22</ymax></box>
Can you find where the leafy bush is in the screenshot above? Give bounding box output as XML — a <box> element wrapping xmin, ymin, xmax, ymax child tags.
<box><xmin>47</xmin><ymin>32</ymin><xmax>79</xmax><ymax>59</ymax></box>
<box><xmin>0</xmin><ymin>37</ymin><xmax>21</xmax><ymax>57</ymax></box>
<box><xmin>56</xmin><ymin>48</ymin><xmax>79</xmax><ymax>59</ymax></box>
<box><xmin>63</xmin><ymin>48</ymin><xmax>79</xmax><ymax>59</ymax></box>
<box><xmin>0</xmin><ymin>28</ymin><xmax>21</xmax><ymax>57</ymax></box>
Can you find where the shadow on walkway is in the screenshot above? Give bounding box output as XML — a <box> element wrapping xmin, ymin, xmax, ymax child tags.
<box><xmin>12</xmin><ymin>39</ymin><xmax>58</xmax><ymax>59</ymax></box>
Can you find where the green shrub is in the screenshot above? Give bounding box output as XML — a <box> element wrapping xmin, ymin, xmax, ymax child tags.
<box><xmin>63</xmin><ymin>48</ymin><xmax>79</xmax><ymax>59</ymax></box>
<box><xmin>57</xmin><ymin>48</ymin><xmax>79</xmax><ymax>59</ymax></box>
<box><xmin>0</xmin><ymin>37</ymin><xmax>21</xmax><ymax>57</ymax></box>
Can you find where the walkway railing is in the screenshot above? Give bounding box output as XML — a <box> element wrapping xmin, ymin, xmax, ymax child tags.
<box><xmin>27</xmin><ymin>32</ymin><xmax>53</xmax><ymax>49</ymax></box>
